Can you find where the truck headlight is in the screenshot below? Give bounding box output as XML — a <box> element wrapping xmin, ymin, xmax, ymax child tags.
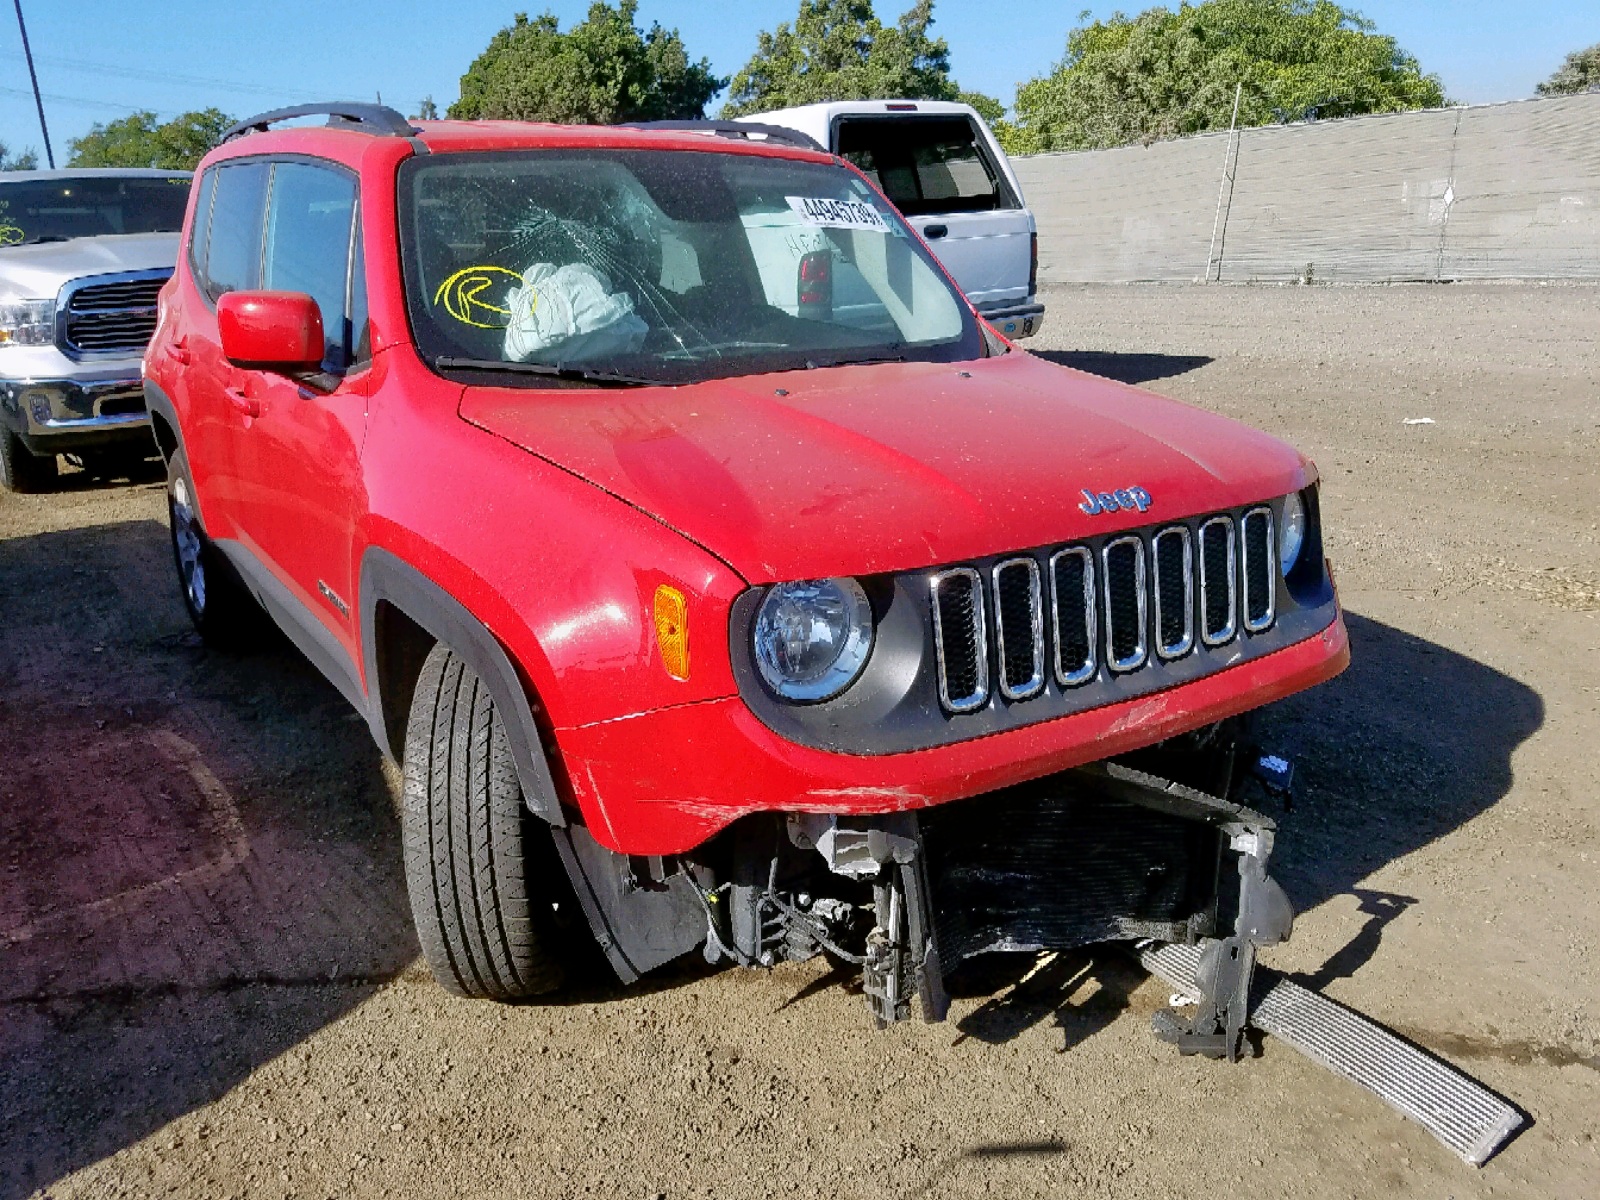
<box><xmin>1279</xmin><ymin>491</ymin><xmax>1307</xmax><ymax>577</ymax></box>
<box><xmin>752</xmin><ymin>578</ymin><xmax>874</xmax><ymax>702</ymax></box>
<box><xmin>0</xmin><ymin>298</ymin><xmax>55</xmax><ymax>347</ymax></box>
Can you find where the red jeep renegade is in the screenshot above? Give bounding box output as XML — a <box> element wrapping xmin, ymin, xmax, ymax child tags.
<box><xmin>144</xmin><ymin>104</ymin><xmax>1347</xmax><ymax>1057</ymax></box>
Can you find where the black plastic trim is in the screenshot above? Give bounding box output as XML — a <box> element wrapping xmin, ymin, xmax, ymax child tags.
<box><xmin>358</xmin><ymin>547</ymin><xmax>565</xmax><ymax>826</ymax></box>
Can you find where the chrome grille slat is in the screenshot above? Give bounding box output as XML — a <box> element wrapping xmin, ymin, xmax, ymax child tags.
<box><xmin>1048</xmin><ymin>547</ymin><xmax>1096</xmax><ymax>687</ymax></box>
<box><xmin>1240</xmin><ymin>506</ymin><xmax>1276</xmax><ymax>633</ymax></box>
<box><xmin>992</xmin><ymin>557</ymin><xmax>1045</xmax><ymax>701</ymax></box>
<box><xmin>930</xmin><ymin>568</ymin><xmax>989</xmax><ymax>713</ymax></box>
<box><xmin>1151</xmin><ymin>526</ymin><xmax>1195</xmax><ymax>659</ymax></box>
<box><xmin>1101</xmin><ymin>536</ymin><xmax>1148</xmax><ymax>672</ymax></box>
<box><xmin>1198</xmin><ymin>516</ymin><xmax>1238</xmax><ymax>646</ymax></box>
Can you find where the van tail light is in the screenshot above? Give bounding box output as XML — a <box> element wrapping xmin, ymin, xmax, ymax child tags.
<box><xmin>1028</xmin><ymin>231</ymin><xmax>1039</xmax><ymax>297</ymax></box>
<box><xmin>798</xmin><ymin>250</ymin><xmax>833</xmax><ymax>315</ymax></box>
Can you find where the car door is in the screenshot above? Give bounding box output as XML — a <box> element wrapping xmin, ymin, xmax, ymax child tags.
<box><xmin>834</xmin><ymin>115</ymin><xmax>1033</xmax><ymax>311</ymax></box>
<box><xmin>181</xmin><ymin>158</ymin><xmax>271</xmax><ymax>539</ymax></box>
<box><xmin>230</xmin><ymin>159</ymin><xmax>370</xmax><ymax>665</ymax></box>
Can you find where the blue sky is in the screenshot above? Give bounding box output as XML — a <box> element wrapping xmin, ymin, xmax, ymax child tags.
<box><xmin>3</xmin><ymin>1</ymin><xmax>1596</xmax><ymax>162</ymax></box>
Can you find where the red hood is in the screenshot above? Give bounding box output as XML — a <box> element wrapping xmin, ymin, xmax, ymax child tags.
<box><xmin>459</xmin><ymin>353</ymin><xmax>1311</xmax><ymax>583</ymax></box>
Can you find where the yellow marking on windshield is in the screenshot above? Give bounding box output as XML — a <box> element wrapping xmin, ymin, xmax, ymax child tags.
<box><xmin>0</xmin><ymin>223</ymin><xmax>23</xmax><ymax>247</ymax></box>
<box><xmin>432</xmin><ymin>265</ymin><xmax>525</xmax><ymax>329</ymax></box>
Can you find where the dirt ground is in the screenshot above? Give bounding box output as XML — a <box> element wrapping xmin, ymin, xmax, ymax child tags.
<box><xmin>2</xmin><ymin>282</ymin><xmax>1597</xmax><ymax>1200</ymax></box>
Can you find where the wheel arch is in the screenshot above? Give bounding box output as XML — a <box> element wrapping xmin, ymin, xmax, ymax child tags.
<box><xmin>359</xmin><ymin>546</ymin><xmax>565</xmax><ymax>826</ymax></box>
<box><xmin>143</xmin><ymin>379</ymin><xmax>181</xmax><ymax>464</ymax></box>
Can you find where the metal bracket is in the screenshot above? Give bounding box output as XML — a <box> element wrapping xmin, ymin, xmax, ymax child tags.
<box><xmin>1087</xmin><ymin>761</ymin><xmax>1294</xmax><ymax>1061</ymax></box>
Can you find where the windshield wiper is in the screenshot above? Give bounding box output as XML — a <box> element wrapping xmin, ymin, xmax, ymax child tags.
<box><xmin>800</xmin><ymin>347</ymin><xmax>908</xmax><ymax>370</ymax></box>
<box><xmin>22</xmin><ymin>235</ymin><xmax>71</xmax><ymax>245</ymax></box>
<box><xmin>433</xmin><ymin>356</ymin><xmax>665</xmax><ymax>387</ymax></box>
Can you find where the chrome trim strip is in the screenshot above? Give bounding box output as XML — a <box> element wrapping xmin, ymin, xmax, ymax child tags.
<box><xmin>929</xmin><ymin>567</ymin><xmax>989</xmax><ymax>714</ymax></box>
<box><xmin>1198</xmin><ymin>516</ymin><xmax>1238</xmax><ymax>646</ymax></box>
<box><xmin>1151</xmin><ymin>525</ymin><xmax>1195</xmax><ymax>660</ymax></box>
<box><xmin>1240</xmin><ymin>505</ymin><xmax>1277</xmax><ymax>633</ymax></box>
<box><xmin>1047</xmin><ymin>546</ymin><xmax>1096</xmax><ymax>687</ymax></box>
<box><xmin>991</xmin><ymin>556</ymin><xmax>1045</xmax><ymax>701</ymax></box>
<box><xmin>1101</xmin><ymin>535</ymin><xmax>1148</xmax><ymax>673</ymax></box>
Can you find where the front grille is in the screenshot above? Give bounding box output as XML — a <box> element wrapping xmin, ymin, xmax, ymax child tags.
<box><xmin>1152</xmin><ymin>526</ymin><xmax>1194</xmax><ymax>659</ymax></box>
<box><xmin>1103</xmin><ymin>536</ymin><xmax>1147</xmax><ymax>672</ymax></box>
<box><xmin>1048</xmin><ymin>547</ymin><xmax>1096</xmax><ymax>687</ymax></box>
<box><xmin>930</xmin><ymin>505</ymin><xmax>1281</xmax><ymax>714</ymax></box>
<box><xmin>930</xmin><ymin>568</ymin><xmax>988</xmax><ymax>713</ymax></box>
<box><xmin>1241</xmin><ymin>507</ymin><xmax>1275</xmax><ymax>632</ymax></box>
<box><xmin>992</xmin><ymin>558</ymin><xmax>1044</xmax><ymax>699</ymax></box>
<box><xmin>60</xmin><ymin>274</ymin><xmax>167</xmax><ymax>355</ymax></box>
<box><xmin>1199</xmin><ymin>516</ymin><xmax>1237</xmax><ymax>645</ymax></box>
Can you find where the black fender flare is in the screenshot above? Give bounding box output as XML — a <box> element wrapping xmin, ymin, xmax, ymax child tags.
<box><xmin>142</xmin><ymin>379</ymin><xmax>182</xmax><ymax>464</ymax></box>
<box><xmin>359</xmin><ymin>546</ymin><xmax>565</xmax><ymax>827</ymax></box>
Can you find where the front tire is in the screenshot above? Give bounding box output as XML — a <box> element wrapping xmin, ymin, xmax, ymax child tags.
<box><xmin>166</xmin><ymin>449</ymin><xmax>264</xmax><ymax>648</ymax></box>
<box><xmin>0</xmin><ymin>428</ymin><xmax>57</xmax><ymax>493</ymax></box>
<box><xmin>401</xmin><ymin>644</ymin><xmax>568</xmax><ymax>999</ymax></box>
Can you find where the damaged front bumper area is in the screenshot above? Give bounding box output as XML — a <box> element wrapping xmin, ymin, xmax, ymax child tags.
<box><xmin>558</xmin><ymin>726</ymin><xmax>1295</xmax><ymax>1059</ymax></box>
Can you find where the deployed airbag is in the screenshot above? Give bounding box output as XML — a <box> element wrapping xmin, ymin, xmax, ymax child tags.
<box><xmin>504</xmin><ymin>262</ymin><xmax>648</xmax><ymax>363</ymax></box>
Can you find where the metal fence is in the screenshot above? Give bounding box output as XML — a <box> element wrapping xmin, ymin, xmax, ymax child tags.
<box><xmin>1012</xmin><ymin>92</ymin><xmax>1600</xmax><ymax>284</ymax></box>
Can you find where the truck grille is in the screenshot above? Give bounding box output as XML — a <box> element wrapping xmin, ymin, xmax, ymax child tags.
<box><xmin>931</xmin><ymin>508</ymin><xmax>1279</xmax><ymax>714</ymax></box>
<box><xmin>58</xmin><ymin>272</ymin><xmax>169</xmax><ymax>355</ymax></box>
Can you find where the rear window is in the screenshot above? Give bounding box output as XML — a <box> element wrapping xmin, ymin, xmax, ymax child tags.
<box><xmin>836</xmin><ymin>116</ymin><xmax>1016</xmax><ymax>217</ymax></box>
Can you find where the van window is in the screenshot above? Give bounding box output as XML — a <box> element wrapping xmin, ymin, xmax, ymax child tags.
<box><xmin>203</xmin><ymin>161</ymin><xmax>270</xmax><ymax>301</ymax></box>
<box><xmin>836</xmin><ymin>116</ymin><xmax>1016</xmax><ymax>217</ymax></box>
<box><xmin>262</xmin><ymin>162</ymin><xmax>358</xmax><ymax>368</ymax></box>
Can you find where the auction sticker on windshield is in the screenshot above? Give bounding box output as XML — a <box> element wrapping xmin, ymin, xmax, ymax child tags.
<box><xmin>785</xmin><ymin>196</ymin><xmax>891</xmax><ymax>232</ymax></box>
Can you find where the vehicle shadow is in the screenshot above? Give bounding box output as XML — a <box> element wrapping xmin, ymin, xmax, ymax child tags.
<box><xmin>0</xmin><ymin>518</ymin><xmax>416</xmax><ymax>1200</ymax></box>
<box><xmin>1029</xmin><ymin>349</ymin><xmax>1215</xmax><ymax>385</ymax></box>
<box><xmin>943</xmin><ymin>609</ymin><xmax>1543</xmax><ymax>1049</ymax></box>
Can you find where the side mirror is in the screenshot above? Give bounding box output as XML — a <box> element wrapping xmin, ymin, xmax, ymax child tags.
<box><xmin>217</xmin><ymin>291</ymin><xmax>324</xmax><ymax>369</ymax></box>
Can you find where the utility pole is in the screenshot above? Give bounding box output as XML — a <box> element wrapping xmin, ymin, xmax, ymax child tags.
<box><xmin>12</xmin><ymin>0</ymin><xmax>54</xmax><ymax>168</ymax></box>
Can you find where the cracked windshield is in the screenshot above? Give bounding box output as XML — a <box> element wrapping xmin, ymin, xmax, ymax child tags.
<box><xmin>400</xmin><ymin>148</ymin><xmax>980</xmax><ymax>384</ymax></box>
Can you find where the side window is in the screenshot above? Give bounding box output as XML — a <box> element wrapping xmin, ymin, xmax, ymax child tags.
<box><xmin>187</xmin><ymin>168</ymin><xmax>216</xmax><ymax>285</ymax></box>
<box><xmin>262</xmin><ymin>162</ymin><xmax>358</xmax><ymax>370</ymax></box>
<box><xmin>204</xmin><ymin>161</ymin><xmax>270</xmax><ymax>301</ymax></box>
<box><xmin>836</xmin><ymin>117</ymin><xmax>1014</xmax><ymax>217</ymax></box>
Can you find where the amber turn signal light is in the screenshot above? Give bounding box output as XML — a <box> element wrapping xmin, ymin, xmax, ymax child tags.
<box><xmin>653</xmin><ymin>584</ymin><xmax>690</xmax><ymax>680</ymax></box>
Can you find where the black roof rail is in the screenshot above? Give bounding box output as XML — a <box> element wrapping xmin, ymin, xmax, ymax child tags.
<box><xmin>618</xmin><ymin>120</ymin><xmax>825</xmax><ymax>153</ymax></box>
<box><xmin>221</xmin><ymin>103</ymin><xmax>418</xmax><ymax>143</ymax></box>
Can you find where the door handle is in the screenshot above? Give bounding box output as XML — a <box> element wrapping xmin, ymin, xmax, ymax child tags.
<box><xmin>923</xmin><ymin>223</ymin><xmax>948</xmax><ymax>239</ymax></box>
<box><xmin>168</xmin><ymin>337</ymin><xmax>190</xmax><ymax>365</ymax></box>
<box><xmin>224</xmin><ymin>386</ymin><xmax>260</xmax><ymax>419</ymax></box>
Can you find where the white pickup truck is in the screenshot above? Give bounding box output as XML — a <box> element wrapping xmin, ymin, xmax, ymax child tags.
<box><xmin>741</xmin><ymin>100</ymin><xmax>1044</xmax><ymax>340</ymax></box>
<box><xmin>0</xmin><ymin>169</ymin><xmax>189</xmax><ymax>491</ymax></box>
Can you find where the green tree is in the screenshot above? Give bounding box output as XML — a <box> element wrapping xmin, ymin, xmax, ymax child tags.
<box><xmin>1008</xmin><ymin>0</ymin><xmax>1447</xmax><ymax>154</ymax></box>
<box><xmin>451</xmin><ymin>2</ymin><xmax>722</xmax><ymax>123</ymax></box>
<box><xmin>1536</xmin><ymin>43</ymin><xmax>1600</xmax><ymax>96</ymax></box>
<box><xmin>722</xmin><ymin>0</ymin><xmax>962</xmax><ymax>116</ymax></box>
<box><xmin>68</xmin><ymin>109</ymin><xmax>232</xmax><ymax>170</ymax></box>
<box><xmin>0</xmin><ymin>140</ymin><xmax>40</xmax><ymax>171</ymax></box>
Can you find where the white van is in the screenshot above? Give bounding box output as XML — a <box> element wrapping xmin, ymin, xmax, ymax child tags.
<box><xmin>740</xmin><ymin>100</ymin><xmax>1044</xmax><ymax>339</ymax></box>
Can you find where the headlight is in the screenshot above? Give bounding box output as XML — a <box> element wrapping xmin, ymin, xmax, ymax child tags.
<box><xmin>1279</xmin><ymin>491</ymin><xmax>1307</xmax><ymax>576</ymax></box>
<box><xmin>0</xmin><ymin>298</ymin><xmax>55</xmax><ymax>347</ymax></box>
<box><xmin>752</xmin><ymin>577</ymin><xmax>874</xmax><ymax>702</ymax></box>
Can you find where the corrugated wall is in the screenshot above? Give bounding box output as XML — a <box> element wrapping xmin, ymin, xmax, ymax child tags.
<box><xmin>1013</xmin><ymin>93</ymin><xmax>1600</xmax><ymax>284</ymax></box>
